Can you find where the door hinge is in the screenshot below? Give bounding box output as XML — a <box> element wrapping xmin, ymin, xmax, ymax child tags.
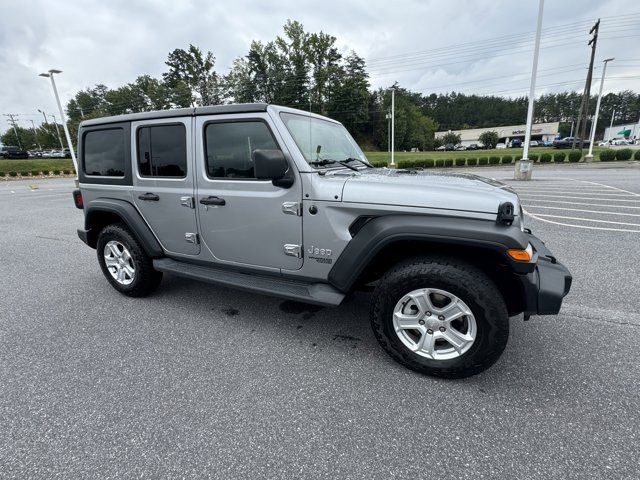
<box><xmin>282</xmin><ymin>202</ymin><xmax>301</xmax><ymax>216</ymax></box>
<box><xmin>185</xmin><ymin>232</ymin><xmax>199</xmax><ymax>244</ymax></box>
<box><xmin>283</xmin><ymin>244</ymin><xmax>302</xmax><ymax>258</ymax></box>
<box><xmin>180</xmin><ymin>196</ymin><xmax>195</xmax><ymax>209</ymax></box>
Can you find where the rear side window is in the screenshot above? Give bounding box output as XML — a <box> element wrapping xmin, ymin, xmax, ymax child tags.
<box><xmin>83</xmin><ymin>128</ymin><xmax>125</xmax><ymax>176</ymax></box>
<box><xmin>204</xmin><ymin>121</ymin><xmax>278</xmax><ymax>179</ymax></box>
<box><xmin>137</xmin><ymin>124</ymin><xmax>187</xmax><ymax>178</ymax></box>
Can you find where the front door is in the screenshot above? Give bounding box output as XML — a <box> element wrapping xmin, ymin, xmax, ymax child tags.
<box><xmin>132</xmin><ymin>118</ymin><xmax>200</xmax><ymax>256</ymax></box>
<box><xmin>195</xmin><ymin>114</ymin><xmax>303</xmax><ymax>270</ymax></box>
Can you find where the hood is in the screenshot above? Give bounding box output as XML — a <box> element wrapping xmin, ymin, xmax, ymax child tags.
<box><xmin>338</xmin><ymin>168</ymin><xmax>519</xmax><ymax>215</ymax></box>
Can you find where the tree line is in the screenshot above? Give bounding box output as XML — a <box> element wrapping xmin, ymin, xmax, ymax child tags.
<box><xmin>3</xmin><ymin>20</ymin><xmax>639</xmax><ymax>151</ymax></box>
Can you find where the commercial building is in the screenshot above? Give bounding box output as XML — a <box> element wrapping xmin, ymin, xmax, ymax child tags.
<box><xmin>603</xmin><ymin>121</ymin><xmax>640</xmax><ymax>143</ymax></box>
<box><xmin>435</xmin><ymin>122</ymin><xmax>560</xmax><ymax>147</ymax></box>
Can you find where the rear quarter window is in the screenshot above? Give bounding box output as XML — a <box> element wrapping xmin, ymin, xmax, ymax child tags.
<box><xmin>83</xmin><ymin>128</ymin><xmax>126</xmax><ymax>177</ymax></box>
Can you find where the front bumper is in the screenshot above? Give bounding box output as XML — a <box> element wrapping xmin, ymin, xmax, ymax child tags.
<box><xmin>520</xmin><ymin>233</ymin><xmax>572</xmax><ymax>316</ymax></box>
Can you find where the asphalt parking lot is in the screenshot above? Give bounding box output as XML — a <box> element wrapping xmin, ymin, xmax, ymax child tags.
<box><xmin>1</xmin><ymin>162</ymin><xmax>639</xmax><ymax>479</ymax></box>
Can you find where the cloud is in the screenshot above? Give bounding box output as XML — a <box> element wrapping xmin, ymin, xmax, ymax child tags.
<box><xmin>1</xmin><ymin>0</ymin><xmax>638</xmax><ymax>131</ymax></box>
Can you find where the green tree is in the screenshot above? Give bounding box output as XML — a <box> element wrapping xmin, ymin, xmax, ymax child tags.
<box><xmin>479</xmin><ymin>130</ymin><xmax>499</xmax><ymax>149</ymax></box>
<box><xmin>442</xmin><ymin>131</ymin><xmax>461</xmax><ymax>145</ymax></box>
<box><xmin>163</xmin><ymin>44</ymin><xmax>222</xmax><ymax>106</ymax></box>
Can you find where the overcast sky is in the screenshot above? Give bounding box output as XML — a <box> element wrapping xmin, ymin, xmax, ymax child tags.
<box><xmin>1</xmin><ymin>0</ymin><xmax>639</xmax><ymax>131</ymax></box>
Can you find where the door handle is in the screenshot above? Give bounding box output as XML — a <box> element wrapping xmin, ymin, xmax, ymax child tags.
<box><xmin>138</xmin><ymin>192</ymin><xmax>159</xmax><ymax>201</ymax></box>
<box><xmin>200</xmin><ymin>196</ymin><xmax>226</xmax><ymax>206</ymax></box>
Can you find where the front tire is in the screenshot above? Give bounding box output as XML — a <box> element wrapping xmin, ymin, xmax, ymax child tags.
<box><xmin>96</xmin><ymin>223</ymin><xmax>162</xmax><ymax>297</ymax></box>
<box><xmin>371</xmin><ymin>256</ymin><xmax>509</xmax><ymax>379</ymax></box>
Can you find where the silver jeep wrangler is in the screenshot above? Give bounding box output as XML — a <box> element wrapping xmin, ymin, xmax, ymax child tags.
<box><xmin>74</xmin><ymin>103</ymin><xmax>571</xmax><ymax>378</ymax></box>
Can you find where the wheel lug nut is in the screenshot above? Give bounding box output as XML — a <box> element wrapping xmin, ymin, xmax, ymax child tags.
<box><xmin>419</xmin><ymin>319</ymin><xmax>425</xmax><ymax>325</ymax></box>
<box><xmin>426</xmin><ymin>329</ymin><xmax>434</xmax><ymax>335</ymax></box>
<box><xmin>439</xmin><ymin>327</ymin><xmax>446</xmax><ymax>332</ymax></box>
<box><xmin>438</xmin><ymin>315</ymin><xmax>445</xmax><ymax>321</ymax></box>
<box><xmin>425</xmin><ymin>311</ymin><xmax>432</xmax><ymax>317</ymax></box>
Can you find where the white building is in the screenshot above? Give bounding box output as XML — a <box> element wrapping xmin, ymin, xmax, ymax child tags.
<box><xmin>435</xmin><ymin>122</ymin><xmax>560</xmax><ymax>147</ymax></box>
<box><xmin>603</xmin><ymin>121</ymin><xmax>640</xmax><ymax>143</ymax></box>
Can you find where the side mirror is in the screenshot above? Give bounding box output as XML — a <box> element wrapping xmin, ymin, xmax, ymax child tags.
<box><xmin>252</xmin><ymin>149</ymin><xmax>293</xmax><ymax>188</ymax></box>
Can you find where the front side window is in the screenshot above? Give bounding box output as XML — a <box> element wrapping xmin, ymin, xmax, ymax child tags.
<box><xmin>137</xmin><ymin>124</ymin><xmax>187</xmax><ymax>178</ymax></box>
<box><xmin>83</xmin><ymin>128</ymin><xmax>125</xmax><ymax>176</ymax></box>
<box><xmin>280</xmin><ymin>112</ymin><xmax>369</xmax><ymax>167</ymax></box>
<box><xmin>204</xmin><ymin>121</ymin><xmax>278</xmax><ymax>179</ymax></box>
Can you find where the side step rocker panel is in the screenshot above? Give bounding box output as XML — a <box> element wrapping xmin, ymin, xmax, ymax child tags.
<box><xmin>153</xmin><ymin>258</ymin><xmax>345</xmax><ymax>307</ymax></box>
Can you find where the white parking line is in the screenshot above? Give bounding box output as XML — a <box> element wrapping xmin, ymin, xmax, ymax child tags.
<box><xmin>522</xmin><ymin>209</ymin><xmax>640</xmax><ymax>233</ymax></box>
<box><xmin>526</xmin><ymin>213</ymin><xmax>640</xmax><ymax>227</ymax></box>
<box><xmin>522</xmin><ymin>205</ymin><xmax>640</xmax><ymax>217</ymax></box>
<box><xmin>520</xmin><ymin>194</ymin><xmax>640</xmax><ymax>202</ymax></box>
<box><xmin>519</xmin><ymin>199</ymin><xmax>640</xmax><ymax>209</ymax></box>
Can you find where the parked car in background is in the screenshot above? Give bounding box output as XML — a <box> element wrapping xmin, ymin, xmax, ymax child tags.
<box><xmin>552</xmin><ymin>137</ymin><xmax>590</xmax><ymax>149</ymax></box>
<box><xmin>455</xmin><ymin>144</ymin><xmax>466</xmax><ymax>151</ymax></box>
<box><xmin>496</xmin><ymin>143</ymin><xmax>506</xmax><ymax>149</ymax></box>
<box><xmin>509</xmin><ymin>139</ymin><xmax>523</xmax><ymax>148</ymax></box>
<box><xmin>541</xmin><ymin>139</ymin><xmax>554</xmax><ymax>147</ymax></box>
<box><xmin>63</xmin><ymin>148</ymin><xmax>72</xmax><ymax>158</ymax></box>
<box><xmin>529</xmin><ymin>140</ymin><xmax>539</xmax><ymax>147</ymax></box>
<box><xmin>465</xmin><ymin>144</ymin><xmax>479</xmax><ymax>150</ymax></box>
<box><xmin>611</xmin><ymin>138</ymin><xmax>631</xmax><ymax>146</ymax></box>
<box><xmin>0</xmin><ymin>145</ymin><xmax>29</xmax><ymax>159</ymax></box>
<box><xmin>28</xmin><ymin>150</ymin><xmax>44</xmax><ymax>158</ymax></box>
<box><xmin>444</xmin><ymin>143</ymin><xmax>456</xmax><ymax>151</ymax></box>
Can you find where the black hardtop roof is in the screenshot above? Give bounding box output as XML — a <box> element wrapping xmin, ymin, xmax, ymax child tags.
<box><xmin>80</xmin><ymin>103</ymin><xmax>269</xmax><ymax>127</ymax></box>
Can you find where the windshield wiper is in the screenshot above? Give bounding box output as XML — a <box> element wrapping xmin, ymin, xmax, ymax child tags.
<box><xmin>308</xmin><ymin>159</ymin><xmax>359</xmax><ymax>171</ymax></box>
<box><xmin>344</xmin><ymin>157</ymin><xmax>373</xmax><ymax>168</ymax></box>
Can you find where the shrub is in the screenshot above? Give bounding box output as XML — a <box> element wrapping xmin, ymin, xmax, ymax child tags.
<box><xmin>467</xmin><ymin>158</ymin><xmax>478</xmax><ymax>166</ymax></box>
<box><xmin>9</xmin><ymin>171</ymin><xmax>17</xmax><ymax>177</ymax></box>
<box><xmin>31</xmin><ymin>170</ymin><xmax>40</xmax><ymax>176</ymax></box>
<box><xmin>455</xmin><ymin>157</ymin><xmax>466</xmax><ymax>166</ymax></box>
<box><xmin>568</xmin><ymin>150</ymin><xmax>582</xmax><ymax>163</ymax></box>
<box><xmin>634</xmin><ymin>150</ymin><xmax>640</xmax><ymax>160</ymax></box>
<box><xmin>479</xmin><ymin>157</ymin><xmax>488</xmax><ymax>165</ymax></box>
<box><xmin>397</xmin><ymin>160</ymin><xmax>412</xmax><ymax>169</ymax></box>
<box><xmin>499</xmin><ymin>155</ymin><xmax>511</xmax><ymax>164</ymax></box>
<box><xmin>488</xmin><ymin>156</ymin><xmax>500</xmax><ymax>165</ymax></box>
<box><xmin>444</xmin><ymin>159</ymin><xmax>453</xmax><ymax>167</ymax></box>
<box><xmin>553</xmin><ymin>152</ymin><xmax>566</xmax><ymax>162</ymax></box>
<box><xmin>20</xmin><ymin>171</ymin><xmax>30</xmax><ymax>177</ymax></box>
<box><xmin>540</xmin><ymin>153</ymin><xmax>552</xmax><ymax>163</ymax></box>
<box><xmin>529</xmin><ymin>154</ymin><xmax>539</xmax><ymax>162</ymax></box>
<box><xmin>423</xmin><ymin>159</ymin><xmax>435</xmax><ymax>168</ymax></box>
<box><xmin>435</xmin><ymin>159</ymin><xmax>444</xmax><ymax>167</ymax></box>
<box><xmin>615</xmin><ymin>148</ymin><xmax>633</xmax><ymax>161</ymax></box>
<box><xmin>370</xmin><ymin>160</ymin><xmax>387</xmax><ymax>168</ymax></box>
<box><xmin>0</xmin><ymin>171</ymin><xmax>4</xmax><ymax>177</ymax></box>
<box><xmin>598</xmin><ymin>149</ymin><xmax>616</xmax><ymax>162</ymax></box>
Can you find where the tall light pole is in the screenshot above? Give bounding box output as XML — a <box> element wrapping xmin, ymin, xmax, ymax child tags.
<box><xmin>49</xmin><ymin>114</ymin><xmax>65</xmax><ymax>150</ymax></box>
<box><xmin>29</xmin><ymin>120</ymin><xmax>42</xmax><ymax>150</ymax></box>
<box><xmin>39</xmin><ymin>69</ymin><xmax>78</xmax><ymax>176</ymax></box>
<box><xmin>607</xmin><ymin>108</ymin><xmax>616</xmax><ymax>142</ymax></box>
<box><xmin>390</xmin><ymin>88</ymin><xmax>396</xmax><ymax>168</ymax></box>
<box><xmin>585</xmin><ymin>58</ymin><xmax>614</xmax><ymax>162</ymax></box>
<box><xmin>37</xmin><ymin>109</ymin><xmax>48</xmax><ymax>124</ymax></box>
<box><xmin>516</xmin><ymin>0</ymin><xmax>544</xmax><ymax>181</ymax></box>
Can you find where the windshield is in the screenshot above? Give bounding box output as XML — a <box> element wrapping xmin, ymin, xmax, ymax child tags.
<box><xmin>280</xmin><ymin>112</ymin><xmax>370</xmax><ymax>168</ymax></box>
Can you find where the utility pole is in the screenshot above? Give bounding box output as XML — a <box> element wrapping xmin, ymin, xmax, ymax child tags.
<box><xmin>29</xmin><ymin>120</ymin><xmax>42</xmax><ymax>150</ymax></box>
<box><xmin>78</xmin><ymin>105</ymin><xmax>85</xmax><ymax>119</ymax></box>
<box><xmin>572</xmin><ymin>19</ymin><xmax>600</xmax><ymax>151</ymax></box>
<box><xmin>385</xmin><ymin>112</ymin><xmax>391</xmax><ymax>155</ymax></box>
<box><xmin>49</xmin><ymin>114</ymin><xmax>65</xmax><ymax>150</ymax></box>
<box><xmin>586</xmin><ymin>58</ymin><xmax>614</xmax><ymax>161</ymax></box>
<box><xmin>515</xmin><ymin>0</ymin><xmax>544</xmax><ymax>181</ymax></box>
<box><xmin>390</xmin><ymin>88</ymin><xmax>396</xmax><ymax>168</ymax></box>
<box><xmin>3</xmin><ymin>114</ymin><xmax>23</xmax><ymax>149</ymax></box>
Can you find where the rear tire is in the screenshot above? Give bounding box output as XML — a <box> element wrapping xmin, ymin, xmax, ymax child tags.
<box><xmin>371</xmin><ymin>256</ymin><xmax>509</xmax><ymax>379</ymax></box>
<box><xmin>96</xmin><ymin>223</ymin><xmax>162</xmax><ymax>297</ymax></box>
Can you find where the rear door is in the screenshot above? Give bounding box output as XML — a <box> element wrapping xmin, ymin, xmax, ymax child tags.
<box><xmin>132</xmin><ymin>117</ymin><xmax>200</xmax><ymax>256</ymax></box>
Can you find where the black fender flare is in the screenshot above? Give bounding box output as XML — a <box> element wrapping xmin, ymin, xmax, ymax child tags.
<box><xmin>79</xmin><ymin>198</ymin><xmax>164</xmax><ymax>257</ymax></box>
<box><xmin>328</xmin><ymin>214</ymin><xmax>532</xmax><ymax>292</ymax></box>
